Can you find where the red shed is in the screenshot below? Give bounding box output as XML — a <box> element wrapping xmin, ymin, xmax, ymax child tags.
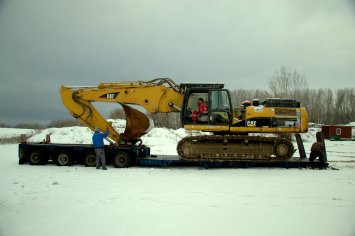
<box><xmin>321</xmin><ymin>125</ymin><xmax>354</xmax><ymax>139</ymax></box>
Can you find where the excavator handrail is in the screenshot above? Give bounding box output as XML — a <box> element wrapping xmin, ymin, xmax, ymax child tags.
<box><xmin>96</xmin><ymin>78</ymin><xmax>183</xmax><ymax>93</ymax></box>
<box><xmin>64</xmin><ymin>86</ymin><xmax>98</xmax><ymax>89</ymax></box>
<box><xmin>146</xmin><ymin>78</ymin><xmax>182</xmax><ymax>93</ymax></box>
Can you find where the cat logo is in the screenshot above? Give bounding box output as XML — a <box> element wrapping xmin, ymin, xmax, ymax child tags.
<box><xmin>247</xmin><ymin>121</ymin><xmax>256</xmax><ymax>127</ymax></box>
<box><xmin>99</xmin><ymin>92</ymin><xmax>120</xmax><ymax>99</ymax></box>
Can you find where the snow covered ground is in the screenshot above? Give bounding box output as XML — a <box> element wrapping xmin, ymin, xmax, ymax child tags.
<box><xmin>0</xmin><ymin>124</ymin><xmax>354</xmax><ymax>236</ymax></box>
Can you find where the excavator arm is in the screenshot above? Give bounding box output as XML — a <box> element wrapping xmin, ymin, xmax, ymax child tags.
<box><xmin>60</xmin><ymin>78</ymin><xmax>184</xmax><ymax>145</ymax></box>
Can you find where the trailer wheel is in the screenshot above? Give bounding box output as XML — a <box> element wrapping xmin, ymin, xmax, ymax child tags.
<box><xmin>29</xmin><ymin>151</ymin><xmax>45</xmax><ymax>165</ymax></box>
<box><xmin>55</xmin><ymin>151</ymin><xmax>73</xmax><ymax>166</ymax></box>
<box><xmin>112</xmin><ymin>152</ymin><xmax>131</xmax><ymax>168</ymax></box>
<box><xmin>84</xmin><ymin>152</ymin><xmax>96</xmax><ymax>167</ymax></box>
<box><xmin>273</xmin><ymin>139</ymin><xmax>294</xmax><ymax>160</ymax></box>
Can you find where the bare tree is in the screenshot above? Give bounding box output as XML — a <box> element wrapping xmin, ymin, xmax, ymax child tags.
<box><xmin>333</xmin><ymin>89</ymin><xmax>347</xmax><ymax>124</ymax></box>
<box><xmin>332</xmin><ymin>88</ymin><xmax>355</xmax><ymax>124</ymax></box>
<box><xmin>269</xmin><ymin>66</ymin><xmax>309</xmax><ymax>99</ymax></box>
<box><xmin>323</xmin><ymin>89</ymin><xmax>334</xmax><ymax>124</ymax></box>
<box><xmin>349</xmin><ymin>88</ymin><xmax>355</xmax><ymax>122</ymax></box>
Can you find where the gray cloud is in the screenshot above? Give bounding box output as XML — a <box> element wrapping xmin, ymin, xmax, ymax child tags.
<box><xmin>0</xmin><ymin>0</ymin><xmax>354</xmax><ymax>124</ymax></box>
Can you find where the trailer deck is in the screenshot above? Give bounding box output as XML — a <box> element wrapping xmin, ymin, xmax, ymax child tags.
<box><xmin>18</xmin><ymin>132</ymin><xmax>328</xmax><ymax>169</ymax></box>
<box><xmin>137</xmin><ymin>155</ymin><xmax>328</xmax><ymax>169</ymax></box>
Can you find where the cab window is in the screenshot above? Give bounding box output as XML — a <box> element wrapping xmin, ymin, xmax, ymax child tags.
<box><xmin>209</xmin><ymin>90</ymin><xmax>231</xmax><ymax>125</ymax></box>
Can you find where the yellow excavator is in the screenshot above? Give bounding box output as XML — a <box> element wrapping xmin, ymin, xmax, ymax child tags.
<box><xmin>60</xmin><ymin>78</ymin><xmax>308</xmax><ymax>164</ymax></box>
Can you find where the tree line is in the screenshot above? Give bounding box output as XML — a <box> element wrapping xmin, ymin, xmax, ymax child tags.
<box><xmin>0</xmin><ymin>120</ymin><xmax>83</xmax><ymax>129</ymax></box>
<box><xmin>230</xmin><ymin>87</ymin><xmax>354</xmax><ymax>125</ymax></box>
<box><xmin>267</xmin><ymin>66</ymin><xmax>354</xmax><ymax>125</ymax></box>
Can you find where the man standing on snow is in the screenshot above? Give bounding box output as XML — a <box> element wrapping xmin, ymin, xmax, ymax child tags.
<box><xmin>92</xmin><ymin>127</ymin><xmax>109</xmax><ymax>170</ymax></box>
<box><xmin>309</xmin><ymin>140</ymin><xmax>325</xmax><ymax>168</ymax></box>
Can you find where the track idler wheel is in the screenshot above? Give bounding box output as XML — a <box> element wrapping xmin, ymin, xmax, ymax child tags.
<box><xmin>273</xmin><ymin>139</ymin><xmax>294</xmax><ymax>159</ymax></box>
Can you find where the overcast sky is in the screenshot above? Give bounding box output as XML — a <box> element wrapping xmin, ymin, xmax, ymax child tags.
<box><xmin>0</xmin><ymin>0</ymin><xmax>354</xmax><ymax>125</ymax></box>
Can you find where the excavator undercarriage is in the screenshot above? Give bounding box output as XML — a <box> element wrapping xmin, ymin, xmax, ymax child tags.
<box><xmin>177</xmin><ymin>135</ymin><xmax>294</xmax><ymax>161</ymax></box>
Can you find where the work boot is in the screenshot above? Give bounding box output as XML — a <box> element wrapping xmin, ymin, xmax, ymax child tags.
<box><xmin>102</xmin><ymin>167</ymin><xmax>107</xmax><ymax>170</ymax></box>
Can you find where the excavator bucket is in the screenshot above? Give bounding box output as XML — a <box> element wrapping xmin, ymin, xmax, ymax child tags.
<box><xmin>121</xmin><ymin>104</ymin><xmax>151</xmax><ymax>142</ymax></box>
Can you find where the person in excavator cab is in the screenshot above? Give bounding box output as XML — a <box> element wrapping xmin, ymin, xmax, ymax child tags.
<box><xmin>191</xmin><ymin>98</ymin><xmax>208</xmax><ymax>122</ymax></box>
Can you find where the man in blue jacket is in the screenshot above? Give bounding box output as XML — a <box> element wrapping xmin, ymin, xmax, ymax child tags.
<box><xmin>92</xmin><ymin>127</ymin><xmax>109</xmax><ymax>170</ymax></box>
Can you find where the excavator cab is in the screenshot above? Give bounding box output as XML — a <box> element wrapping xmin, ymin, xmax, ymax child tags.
<box><xmin>180</xmin><ymin>84</ymin><xmax>233</xmax><ymax>129</ymax></box>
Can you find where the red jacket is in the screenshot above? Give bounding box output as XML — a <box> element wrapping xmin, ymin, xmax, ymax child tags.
<box><xmin>191</xmin><ymin>102</ymin><xmax>208</xmax><ymax>121</ymax></box>
<box><xmin>198</xmin><ymin>102</ymin><xmax>208</xmax><ymax>115</ymax></box>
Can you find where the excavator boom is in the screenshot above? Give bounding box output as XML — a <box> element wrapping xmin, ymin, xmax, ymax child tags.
<box><xmin>60</xmin><ymin>78</ymin><xmax>184</xmax><ymax>145</ymax></box>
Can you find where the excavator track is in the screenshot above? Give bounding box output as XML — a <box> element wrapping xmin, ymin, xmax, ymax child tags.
<box><xmin>177</xmin><ymin>135</ymin><xmax>294</xmax><ymax>162</ymax></box>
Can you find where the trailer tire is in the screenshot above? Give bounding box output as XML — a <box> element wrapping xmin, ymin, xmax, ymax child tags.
<box><xmin>29</xmin><ymin>151</ymin><xmax>45</xmax><ymax>165</ymax></box>
<box><xmin>84</xmin><ymin>152</ymin><xmax>96</xmax><ymax>167</ymax></box>
<box><xmin>112</xmin><ymin>152</ymin><xmax>131</xmax><ymax>168</ymax></box>
<box><xmin>55</xmin><ymin>151</ymin><xmax>73</xmax><ymax>166</ymax></box>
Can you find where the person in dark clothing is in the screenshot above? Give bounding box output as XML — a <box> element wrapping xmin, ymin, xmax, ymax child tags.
<box><xmin>309</xmin><ymin>141</ymin><xmax>325</xmax><ymax>168</ymax></box>
<box><xmin>92</xmin><ymin>128</ymin><xmax>109</xmax><ymax>170</ymax></box>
